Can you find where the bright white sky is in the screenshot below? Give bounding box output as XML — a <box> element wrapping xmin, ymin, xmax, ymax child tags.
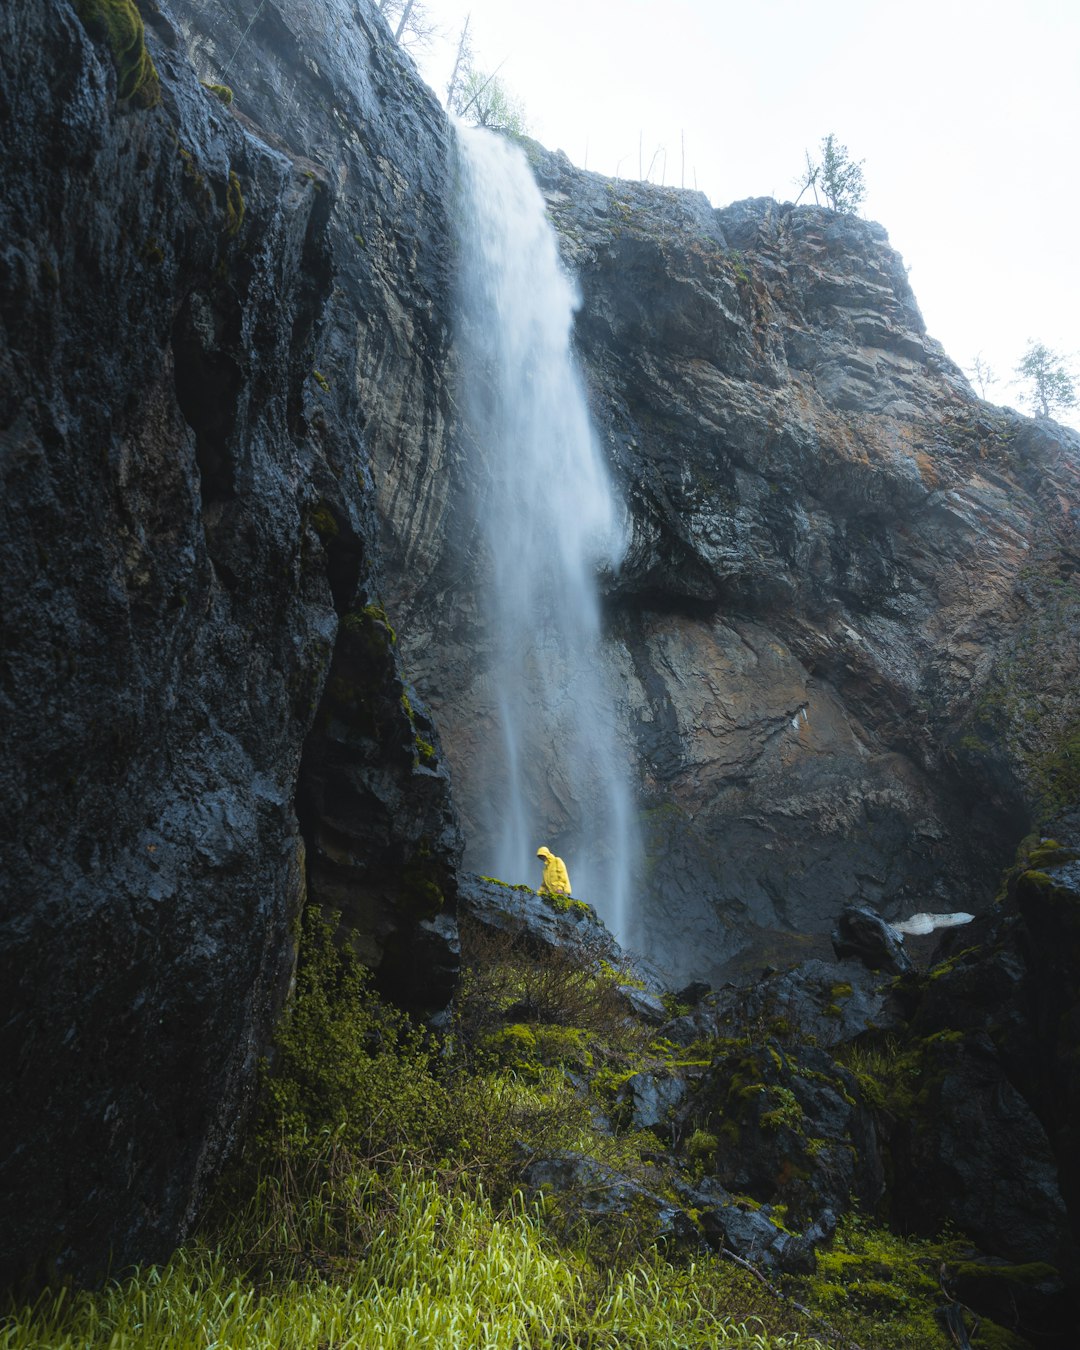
<box><xmin>409</xmin><ymin>0</ymin><xmax>1079</xmax><ymax>429</ymax></box>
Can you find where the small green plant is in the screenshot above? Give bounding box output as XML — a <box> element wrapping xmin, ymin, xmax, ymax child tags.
<box><xmin>201</xmin><ymin>81</ymin><xmax>234</xmax><ymax>105</ymax></box>
<box><xmin>759</xmin><ymin>1085</ymin><xmax>803</xmax><ymax>1132</ymax></box>
<box><xmin>794</xmin><ymin>134</ymin><xmax>865</xmax><ymax>214</ymax></box>
<box><xmin>727</xmin><ymin>249</ymin><xmax>750</xmax><ymax>284</ymax></box>
<box><xmin>255</xmin><ymin>907</ymin><xmax>448</xmax><ymax>1164</ymax></box>
<box><xmin>686</xmin><ymin>1127</ymin><xmax>719</xmax><ymax>1165</ymax></box>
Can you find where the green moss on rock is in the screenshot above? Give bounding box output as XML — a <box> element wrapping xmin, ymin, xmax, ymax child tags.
<box><xmin>308</xmin><ymin>503</ymin><xmax>338</xmax><ymax>540</ymax></box>
<box><xmin>201</xmin><ymin>81</ymin><xmax>234</xmax><ymax>105</ymax></box>
<box><xmin>74</xmin><ymin>0</ymin><xmax>161</xmax><ymax>107</ymax></box>
<box><xmin>1030</xmin><ymin>722</ymin><xmax>1080</xmax><ymax>817</ymax></box>
<box><xmin>224</xmin><ymin>170</ymin><xmax>245</xmax><ymax>236</ymax></box>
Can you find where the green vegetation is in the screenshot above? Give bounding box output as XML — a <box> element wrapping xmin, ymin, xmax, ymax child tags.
<box><xmin>803</xmin><ymin>1214</ymin><xmax>973</xmax><ymax>1349</ymax></box>
<box><xmin>255</xmin><ymin>908</ymin><xmax>447</xmax><ymax>1161</ymax></box>
<box><xmin>1</xmin><ymin>910</ymin><xmax>1032</xmax><ymax>1349</ymax></box>
<box><xmin>1014</xmin><ymin>340</ymin><xmax>1076</xmax><ymax>420</ymax></box>
<box><xmin>343</xmin><ymin>603</ymin><xmax>397</xmax><ymax>644</ymax></box>
<box><xmin>201</xmin><ymin>81</ymin><xmax>234</xmax><ymax>105</ymax></box>
<box><xmin>546</xmin><ymin>889</ymin><xmax>595</xmax><ymax>919</ymax></box>
<box><xmin>307</xmin><ymin>502</ymin><xmax>338</xmax><ymax>539</ymax></box>
<box><xmin>0</xmin><ymin>1213</ymin><xmax>824</xmax><ymax>1349</ymax></box>
<box><xmin>224</xmin><ymin>171</ymin><xmax>245</xmax><ymax>237</ymax></box>
<box><xmin>1029</xmin><ymin>720</ymin><xmax>1080</xmax><ymax>817</ymax></box>
<box><xmin>451</xmin><ymin>69</ymin><xmax>528</xmax><ymax>137</ymax></box>
<box><xmin>73</xmin><ymin>0</ymin><xmax>160</xmax><ymax>107</ymax></box>
<box><xmin>794</xmin><ymin>134</ymin><xmax>866</xmax><ymax>214</ymax></box>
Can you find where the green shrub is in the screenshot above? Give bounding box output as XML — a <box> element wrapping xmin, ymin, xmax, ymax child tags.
<box><xmin>201</xmin><ymin>81</ymin><xmax>234</xmax><ymax>105</ymax></box>
<box><xmin>255</xmin><ymin>907</ymin><xmax>448</xmax><ymax>1165</ymax></box>
<box><xmin>455</xmin><ymin>916</ymin><xmax>645</xmax><ymax>1054</ymax></box>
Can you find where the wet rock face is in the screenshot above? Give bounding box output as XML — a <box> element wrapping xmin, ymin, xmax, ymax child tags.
<box><xmin>385</xmin><ymin>136</ymin><xmax>1080</xmax><ymax>982</ymax></box>
<box><xmin>561</xmin><ymin>175</ymin><xmax>1080</xmax><ymax>979</ymax></box>
<box><xmin>902</xmin><ymin>824</ymin><xmax>1080</xmax><ymax>1268</ymax></box>
<box><xmin>0</xmin><ymin>0</ymin><xmax>458</xmax><ymax>1286</ymax></box>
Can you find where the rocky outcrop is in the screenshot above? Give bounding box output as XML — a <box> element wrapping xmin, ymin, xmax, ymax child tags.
<box><xmin>455</xmin><ymin>826</ymin><xmax>1080</xmax><ymax>1339</ymax></box>
<box><xmin>382</xmin><ymin>138</ymin><xmax>1080</xmax><ymax>982</ymax></box>
<box><xmin>0</xmin><ymin>0</ymin><xmax>459</xmax><ymax>1286</ymax></box>
<box><xmin>832</xmin><ymin>903</ymin><xmax>913</xmax><ymax>973</ymax></box>
<box><xmin>893</xmin><ymin>822</ymin><xmax>1080</xmax><ymax>1270</ymax></box>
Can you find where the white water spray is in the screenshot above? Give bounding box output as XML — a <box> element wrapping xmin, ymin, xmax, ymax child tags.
<box><xmin>453</xmin><ymin>125</ymin><xmax>639</xmax><ymax>939</ymax></box>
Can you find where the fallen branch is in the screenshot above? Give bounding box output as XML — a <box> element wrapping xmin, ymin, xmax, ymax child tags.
<box><xmin>719</xmin><ymin>1245</ymin><xmax>868</xmax><ymax>1350</ymax></box>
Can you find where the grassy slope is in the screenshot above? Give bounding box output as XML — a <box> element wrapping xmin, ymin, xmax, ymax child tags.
<box><xmin>2</xmin><ymin>907</ymin><xmax>1027</xmax><ymax>1349</ymax></box>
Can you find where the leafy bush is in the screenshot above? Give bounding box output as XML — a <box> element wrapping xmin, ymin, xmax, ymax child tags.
<box><xmin>455</xmin><ymin>916</ymin><xmax>646</xmax><ymax>1055</ymax></box>
<box><xmin>255</xmin><ymin>907</ymin><xmax>448</xmax><ymax>1165</ymax></box>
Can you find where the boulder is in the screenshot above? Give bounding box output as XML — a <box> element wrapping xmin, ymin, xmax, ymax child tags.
<box><xmin>832</xmin><ymin>904</ymin><xmax>913</xmax><ymax>974</ymax></box>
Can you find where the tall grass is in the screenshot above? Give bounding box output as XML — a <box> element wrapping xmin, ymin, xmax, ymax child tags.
<box><xmin>2</xmin><ymin>1166</ymin><xmax>822</xmax><ymax>1349</ymax></box>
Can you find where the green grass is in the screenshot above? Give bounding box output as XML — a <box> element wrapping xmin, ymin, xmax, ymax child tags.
<box><xmin>2</xmin><ymin>1165</ymin><xmax>822</xmax><ymax>1349</ymax></box>
<box><xmin>1</xmin><ymin>910</ymin><xmax>1030</xmax><ymax>1349</ymax></box>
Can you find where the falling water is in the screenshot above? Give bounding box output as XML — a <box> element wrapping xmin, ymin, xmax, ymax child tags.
<box><xmin>453</xmin><ymin>125</ymin><xmax>639</xmax><ymax>940</ymax></box>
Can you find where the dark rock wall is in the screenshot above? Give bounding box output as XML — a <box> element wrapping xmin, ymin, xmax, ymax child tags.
<box><xmin>0</xmin><ymin>0</ymin><xmax>459</xmax><ymax>1287</ymax></box>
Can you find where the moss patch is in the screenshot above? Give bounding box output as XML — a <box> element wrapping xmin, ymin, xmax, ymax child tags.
<box><xmin>224</xmin><ymin>170</ymin><xmax>245</xmax><ymax>237</ymax></box>
<box><xmin>74</xmin><ymin>0</ymin><xmax>161</xmax><ymax>107</ymax></box>
<box><xmin>201</xmin><ymin>81</ymin><xmax>234</xmax><ymax>105</ymax></box>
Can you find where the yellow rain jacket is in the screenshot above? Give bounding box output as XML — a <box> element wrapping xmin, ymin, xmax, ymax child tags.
<box><xmin>536</xmin><ymin>846</ymin><xmax>571</xmax><ymax>896</ymax></box>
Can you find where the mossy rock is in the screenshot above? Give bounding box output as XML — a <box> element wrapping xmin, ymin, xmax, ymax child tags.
<box><xmin>224</xmin><ymin>171</ymin><xmax>245</xmax><ymax>237</ymax></box>
<box><xmin>201</xmin><ymin>81</ymin><xmax>234</xmax><ymax>106</ymax></box>
<box><xmin>344</xmin><ymin>603</ymin><xmax>396</xmax><ymax>644</ymax></box>
<box><xmin>544</xmin><ymin>890</ymin><xmax>595</xmax><ymax>920</ymax></box>
<box><xmin>398</xmin><ymin>842</ymin><xmax>445</xmax><ymax>921</ymax></box>
<box><xmin>307</xmin><ymin>503</ymin><xmax>339</xmax><ymax>541</ymax></box>
<box><xmin>476</xmin><ymin>875</ymin><xmax>534</xmax><ymax>894</ymax></box>
<box><xmin>74</xmin><ymin>0</ymin><xmax>161</xmax><ymax>107</ymax></box>
<box><xmin>1030</xmin><ymin>723</ymin><xmax>1080</xmax><ymax>818</ymax></box>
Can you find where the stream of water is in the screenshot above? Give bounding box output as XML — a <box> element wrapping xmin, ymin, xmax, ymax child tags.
<box><xmin>453</xmin><ymin>125</ymin><xmax>639</xmax><ymax>940</ymax></box>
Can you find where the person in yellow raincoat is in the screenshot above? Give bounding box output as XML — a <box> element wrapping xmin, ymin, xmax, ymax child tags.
<box><xmin>536</xmin><ymin>845</ymin><xmax>571</xmax><ymax>896</ymax></box>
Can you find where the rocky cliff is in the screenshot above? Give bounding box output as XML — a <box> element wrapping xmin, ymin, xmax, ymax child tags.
<box><xmin>3</xmin><ymin>0</ymin><xmax>1079</xmax><ymax>1298</ymax></box>
<box><xmin>386</xmin><ymin>143</ymin><xmax>1080</xmax><ymax>980</ymax></box>
<box><xmin>0</xmin><ymin>0</ymin><xmax>459</xmax><ymax>1286</ymax></box>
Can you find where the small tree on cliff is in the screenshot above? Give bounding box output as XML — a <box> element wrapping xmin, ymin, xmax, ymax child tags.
<box><xmin>967</xmin><ymin>353</ymin><xmax>998</xmax><ymax>399</ymax></box>
<box><xmin>1014</xmin><ymin>341</ymin><xmax>1077</xmax><ymax>419</ymax></box>
<box><xmin>794</xmin><ymin>134</ymin><xmax>866</xmax><ymax>214</ymax></box>
<box><xmin>452</xmin><ymin>68</ymin><xmax>527</xmax><ymax>136</ymax></box>
<box><xmin>445</xmin><ymin>15</ymin><xmax>473</xmax><ymax>110</ymax></box>
<box><xmin>377</xmin><ymin>0</ymin><xmax>436</xmax><ymax>50</ymax></box>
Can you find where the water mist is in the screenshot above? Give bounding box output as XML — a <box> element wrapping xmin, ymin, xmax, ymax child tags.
<box><xmin>452</xmin><ymin>125</ymin><xmax>639</xmax><ymax>941</ymax></box>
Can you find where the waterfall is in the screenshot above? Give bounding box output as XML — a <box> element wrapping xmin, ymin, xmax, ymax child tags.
<box><xmin>452</xmin><ymin>125</ymin><xmax>639</xmax><ymax>941</ymax></box>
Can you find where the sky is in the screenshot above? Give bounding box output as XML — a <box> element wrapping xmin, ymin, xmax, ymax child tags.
<box><xmin>406</xmin><ymin>0</ymin><xmax>1080</xmax><ymax>429</ymax></box>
